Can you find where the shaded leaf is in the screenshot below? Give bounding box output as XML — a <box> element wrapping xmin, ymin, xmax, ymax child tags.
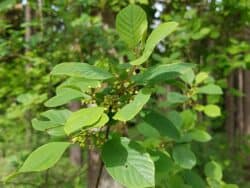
<box><xmin>173</xmin><ymin>145</ymin><xmax>196</xmax><ymax>169</ymax></box>
<box><xmin>133</xmin><ymin>63</ymin><xmax>194</xmax><ymax>84</ymax></box>
<box><xmin>143</xmin><ymin>110</ymin><xmax>180</xmax><ymax>140</ymax></box>
<box><xmin>102</xmin><ymin>137</ymin><xmax>155</xmax><ymax>188</ymax></box>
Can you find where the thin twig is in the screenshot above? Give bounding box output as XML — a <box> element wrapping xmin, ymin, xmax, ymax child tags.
<box><xmin>95</xmin><ymin>125</ymin><xmax>111</xmax><ymax>188</ymax></box>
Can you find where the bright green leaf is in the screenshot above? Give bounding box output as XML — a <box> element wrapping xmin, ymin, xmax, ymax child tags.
<box><xmin>180</xmin><ymin>68</ymin><xmax>195</xmax><ymax>85</ymax></box>
<box><xmin>32</xmin><ymin>109</ymin><xmax>71</xmax><ymax>131</ymax></box>
<box><xmin>58</xmin><ymin>77</ymin><xmax>100</xmax><ymax>92</ymax></box>
<box><xmin>45</xmin><ymin>88</ymin><xmax>85</xmax><ymax>107</ymax></box>
<box><xmin>204</xmin><ymin>161</ymin><xmax>223</xmax><ymax>181</ymax></box>
<box><xmin>195</xmin><ymin>72</ymin><xmax>209</xmax><ymax>85</ymax></box>
<box><xmin>19</xmin><ymin>142</ymin><xmax>70</xmax><ymax>172</ymax></box>
<box><xmin>185</xmin><ymin>129</ymin><xmax>212</xmax><ymax>142</ymax></box>
<box><xmin>92</xmin><ymin>113</ymin><xmax>109</xmax><ymax>128</ymax></box>
<box><xmin>113</xmin><ymin>88</ymin><xmax>151</xmax><ymax>121</ymax></box>
<box><xmin>64</xmin><ymin>107</ymin><xmax>104</xmax><ymax>134</ymax></box>
<box><xmin>203</xmin><ymin>105</ymin><xmax>221</xmax><ymax>118</ymax></box>
<box><xmin>130</xmin><ymin>22</ymin><xmax>178</xmax><ymax>65</ymax></box>
<box><xmin>51</xmin><ymin>63</ymin><xmax>113</xmax><ymax>80</ymax></box>
<box><xmin>116</xmin><ymin>4</ymin><xmax>147</xmax><ymax>48</ymax></box>
<box><xmin>197</xmin><ymin>84</ymin><xmax>223</xmax><ymax>95</ymax></box>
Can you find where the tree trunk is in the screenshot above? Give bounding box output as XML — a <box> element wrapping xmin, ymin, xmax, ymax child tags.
<box><xmin>236</xmin><ymin>69</ymin><xmax>244</xmax><ymax>136</ymax></box>
<box><xmin>243</xmin><ymin>70</ymin><xmax>250</xmax><ymax>135</ymax></box>
<box><xmin>37</xmin><ymin>0</ymin><xmax>43</xmax><ymax>32</ymax></box>
<box><xmin>225</xmin><ymin>73</ymin><xmax>235</xmax><ymax>145</ymax></box>
<box><xmin>24</xmin><ymin>0</ymin><xmax>31</xmax><ymax>52</ymax></box>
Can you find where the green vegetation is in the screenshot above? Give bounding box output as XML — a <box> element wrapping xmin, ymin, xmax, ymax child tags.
<box><xmin>0</xmin><ymin>0</ymin><xmax>250</xmax><ymax>187</ymax></box>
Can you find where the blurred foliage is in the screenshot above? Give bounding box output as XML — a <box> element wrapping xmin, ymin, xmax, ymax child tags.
<box><xmin>0</xmin><ymin>0</ymin><xmax>250</xmax><ymax>187</ymax></box>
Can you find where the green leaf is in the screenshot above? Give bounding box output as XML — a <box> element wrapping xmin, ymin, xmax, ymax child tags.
<box><xmin>51</xmin><ymin>63</ymin><xmax>113</xmax><ymax>80</ymax></box>
<box><xmin>197</xmin><ymin>84</ymin><xmax>223</xmax><ymax>95</ymax></box>
<box><xmin>181</xmin><ymin>110</ymin><xmax>197</xmax><ymax>130</ymax></box>
<box><xmin>102</xmin><ymin>137</ymin><xmax>155</xmax><ymax>188</ymax></box>
<box><xmin>137</xmin><ymin>122</ymin><xmax>161</xmax><ymax>138</ymax></box>
<box><xmin>203</xmin><ymin>105</ymin><xmax>221</xmax><ymax>118</ymax></box>
<box><xmin>143</xmin><ymin>110</ymin><xmax>180</xmax><ymax>140</ymax></box>
<box><xmin>222</xmin><ymin>184</ymin><xmax>238</xmax><ymax>188</ymax></box>
<box><xmin>45</xmin><ymin>88</ymin><xmax>85</xmax><ymax>107</ymax></box>
<box><xmin>64</xmin><ymin>107</ymin><xmax>104</xmax><ymax>134</ymax></box>
<box><xmin>130</xmin><ymin>22</ymin><xmax>178</xmax><ymax>65</ymax></box>
<box><xmin>204</xmin><ymin>161</ymin><xmax>223</xmax><ymax>181</ymax></box>
<box><xmin>92</xmin><ymin>113</ymin><xmax>109</xmax><ymax>128</ymax></box>
<box><xmin>167</xmin><ymin>92</ymin><xmax>188</xmax><ymax>105</ymax></box>
<box><xmin>32</xmin><ymin>109</ymin><xmax>71</xmax><ymax>131</ymax></box>
<box><xmin>206</xmin><ymin>178</ymin><xmax>222</xmax><ymax>188</ymax></box>
<box><xmin>185</xmin><ymin>129</ymin><xmax>212</xmax><ymax>142</ymax></box>
<box><xmin>19</xmin><ymin>142</ymin><xmax>70</xmax><ymax>172</ymax></box>
<box><xmin>150</xmin><ymin>151</ymin><xmax>174</xmax><ymax>183</ymax></box>
<box><xmin>181</xmin><ymin>170</ymin><xmax>207</xmax><ymax>188</ymax></box>
<box><xmin>58</xmin><ymin>77</ymin><xmax>100</xmax><ymax>92</ymax></box>
<box><xmin>47</xmin><ymin>126</ymin><xmax>66</xmax><ymax>137</ymax></box>
<box><xmin>192</xmin><ymin>28</ymin><xmax>211</xmax><ymax>40</ymax></box>
<box><xmin>0</xmin><ymin>0</ymin><xmax>16</xmax><ymax>12</ymax></box>
<box><xmin>113</xmin><ymin>88</ymin><xmax>151</xmax><ymax>121</ymax></box>
<box><xmin>173</xmin><ymin>145</ymin><xmax>196</xmax><ymax>169</ymax></box>
<box><xmin>133</xmin><ymin>63</ymin><xmax>194</xmax><ymax>84</ymax></box>
<box><xmin>195</xmin><ymin>72</ymin><xmax>209</xmax><ymax>85</ymax></box>
<box><xmin>166</xmin><ymin>175</ymin><xmax>191</xmax><ymax>188</ymax></box>
<box><xmin>116</xmin><ymin>4</ymin><xmax>147</xmax><ymax>48</ymax></box>
<box><xmin>180</xmin><ymin>68</ymin><xmax>195</xmax><ymax>85</ymax></box>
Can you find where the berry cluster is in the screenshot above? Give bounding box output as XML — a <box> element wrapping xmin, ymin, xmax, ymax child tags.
<box><xmin>72</xmin><ymin>129</ymin><xmax>106</xmax><ymax>148</ymax></box>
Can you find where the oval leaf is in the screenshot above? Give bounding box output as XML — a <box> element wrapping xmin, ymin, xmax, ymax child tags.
<box><xmin>133</xmin><ymin>63</ymin><xmax>195</xmax><ymax>84</ymax></box>
<box><xmin>173</xmin><ymin>145</ymin><xmax>196</xmax><ymax>169</ymax></box>
<box><xmin>203</xmin><ymin>105</ymin><xmax>221</xmax><ymax>118</ymax></box>
<box><xmin>130</xmin><ymin>22</ymin><xmax>178</xmax><ymax>65</ymax></box>
<box><xmin>19</xmin><ymin>142</ymin><xmax>70</xmax><ymax>172</ymax></box>
<box><xmin>45</xmin><ymin>88</ymin><xmax>85</xmax><ymax>107</ymax></box>
<box><xmin>102</xmin><ymin>137</ymin><xmax>155</xmax><ymax>188</ymax></box>
<box><xmin>64</xmin><ymin>107</ymin><xmax>104</xmax><ymax>134</ymax></box>
<box><xmin>204</xmin><ymin>161</ymin><xmax>223</xmax><ymax>181</ymax></box>
<box><xmin>197</xmin><ymin>84</ymin><xmax>223</xmax><ymax>95</ymax></box>
<box><xmin>32</xmin><ymin>109</ymin><xmax>71</xmax><ymax>131</ymax></box>
<box><xmin>51</xmin><ymin>63</ymin><xmax>113</xmax><ymax>80</ymax></box>
<box><xmin>185</xmin><ymin>129</ymin><xmax>212</xmax><ymax>142</ymax></box>
<box><xmin>143</xmin><ymin>110</ymin><xmax>181</xmax><ymax>140</ymax></box>
<box><xmin>116</xmin><ymin>4</ymin><xmax>147</xmax><ymax>48</ymax></box>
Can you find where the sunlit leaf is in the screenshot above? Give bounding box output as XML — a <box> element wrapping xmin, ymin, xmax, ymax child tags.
<box><xmin>19</xmin><ymin>142</ymin><xmax>70</xmax><ymax>172</ymax></box>
<box><xmin>51</xmin><ymin>63</ymin><xmax>113</xmax><ymax>80</ymax></box>
<box><xmin>116</xmin><ymin>4</ymin><xmax>147</xmax><ymax>48</ymax></box>
<box><xmin>113</xmin><ymin>88</ymin><xmax>151</xmax><ymax>121</ymax></box>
